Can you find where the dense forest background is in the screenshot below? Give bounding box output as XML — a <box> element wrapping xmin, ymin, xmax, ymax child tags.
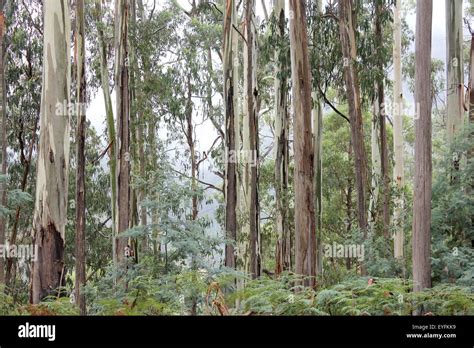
<box><xmin>0</xmin><ymin>0</ymin><xmax>473</xmax><ymax>316</ymax></box>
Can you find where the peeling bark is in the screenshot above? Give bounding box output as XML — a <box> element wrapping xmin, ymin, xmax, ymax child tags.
<box><xmin>30</xmin><ymin>0</ymin><xmax>71</xmax><ymax>304</ymax></box>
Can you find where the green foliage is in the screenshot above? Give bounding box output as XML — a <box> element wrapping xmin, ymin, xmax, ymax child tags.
<box><xmin>409</xmin><ymin>284</ymin><xmax>474</xmax><ymax>315</ymax></box>
<box><xmin>0</xmin><ymin>285</ymin><xmax>19</xmax><ymax>315</ymax></box>
<box><xmin>316</xmin><ymin>278</ymin><xmax>473</xmax><ymax>316</ymax></box>
<box><xmin>431</xmin><ymin>125</ymin><xmax>474</xmax><ymax>287</ymax></box>
<box><xmin>232</xmin><ymin>273</ymin><xmax>327</xmax><ymax>315</ymax></box>
<box><xmin>230</xmin><ymin>277</ymin><xmax>473</xmax><ymax>316</ymax></box>
<box><xmin>36</xmin><ymin>297</ymin><xmax>79</xmax><ymax>316</ymax></box>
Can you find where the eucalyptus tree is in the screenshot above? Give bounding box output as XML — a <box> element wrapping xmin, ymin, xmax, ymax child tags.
<box><xmin>289</xmin><ymin>0</ymin><xmax>316</xmax><ymax>287</ymax></box>
<box><xmin>374</xmin><ymin>0</ymin><xmax>390</xmax><ymax>238</ymax></box>
<box><xmin>470</xmin><ymin>27</ymin><xmax>474</xmax><ymax>127</ymax></box>
<box><xmin>94</xmin><ymin>0</ymin><xmax>117</xmax><ymax>255</ymax></box>
<box><xmin>393</xmin><ymin>0</ymin><xmax>404</xmax><ymax>259</ymax></box>
<box><xmin>338</xmin><ymin>0</ymin><xmax>369</xmax><ymax>259</ymax></box>
<box><xmin>310</xmin><ymin>0</ymin><xmax>323</xmax><ymax>276</ymax></box>
<box><xmin>114</xmin><ymin>0</ymin><xmax>131</xmax><ymax>266</ymax></box>
<box><xmin>243</xmin><ymin>0</ymin><xmax>261</xmax><ymax>279</ymax></box>
<box><xmin>412</xmin><ymin>0</ymin><xmax>433</xmax><ymax>293</ymax></box>
<box><xmin>31</xmin><ymin>0</ymin><xmax>71</xmax><ymax>303</ymax></box>
<box><xmin>273</xmin><ymin>0</ymin><xmax>291</xmax><ymax>275</ymax></box>
<box><xmin>446</xmin><ymin>0</ymin><xmax>464</xmax><ymax>147</ymax></box>
<box><xmin>0</xmin><ymin>0</ymin><xmax>7</xmax><ymax>285</ymax></box>
<box><xmin>223</xmin><ymin>0</ymin><xmax>238</xmax><ymax>269</ymax></box>
<box><xmin>74</xmin><ymin>0</ymin><xmax>87</xmax><ymax>315</ymax></box>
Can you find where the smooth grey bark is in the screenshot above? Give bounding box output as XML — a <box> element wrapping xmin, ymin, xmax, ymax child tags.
<box><xmin>393</xmin><ymin>0</ymin><xmax>404</xmax><ymax>259</ymax></box>
<box><xmin>95</xmin><ymin>0</ymin><xmax>117</xmax><ymax>262</ymax></box>
<box><xmin>446</xmin><ymin>0</ymin><xmax>464</xmax><ymax>144</ymax></box>
<box><xmin>31</xmin><ymin>0</ymin><xmax>71</xmax><ymax>304</ymax></box>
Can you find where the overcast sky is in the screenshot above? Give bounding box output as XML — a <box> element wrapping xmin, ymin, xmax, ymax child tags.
<box><xmin>87</xmin><ymin>0</ymin><xmax>466</xmax><ymax>131</ymax></box>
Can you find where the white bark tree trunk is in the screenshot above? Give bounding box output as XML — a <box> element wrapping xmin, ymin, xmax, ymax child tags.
<box><xmin>31</xmin><ymin>0</ymin><xmax>71</xmax><ymax>304</ymax></box>
<box><xmin>446</xmin><ymin>0</ymin><xmax>464</xmax><ymax>145</ymax></box>
<box><xmin>393</xmin><ymin>0</ymin><xmax>404</xmax><ymax>259</ymax></box>
<box><xmin>369</xmin><ymin>95</ymin><xmax>381</xmax><ymax>232</ymax></box>
<box><xmin>95</xmin><ymin>0</ymin><xmax>117</xmax><ymax>262</ymax></box>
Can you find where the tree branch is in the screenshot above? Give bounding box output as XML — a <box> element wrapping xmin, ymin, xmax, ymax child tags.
<box><xmin>170</xmin><ymin>167</ymin><xmax>223</xmax><ymax>193</ymax></box>
<box><xmin>318</xmin><ymin>84</ymin><xmax>351</xmax><ymax>123</ymax></box>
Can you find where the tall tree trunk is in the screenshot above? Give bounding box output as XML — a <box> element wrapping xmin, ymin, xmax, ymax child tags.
<box><xmin>239</xmin><ymin>0</ymin><xmax>252</xmax><ymax>278</ymax></box>
<box><xmin>312</xmin><ymin>92</ymin><xmax>323</xmax><ymax>276</ymax></box>
<box><xmin>346</xmin><ymin>141</ymin><xmax>353</xmax><ymax>262</ymax></box>
<box><xmin>129</xmin><ymin>0</ymin><xmax>142</xmax><ymax>255</ymax></box>
<box><xmin>223</xmin><ymin>0</ymin><xmax>237</xmax><ymax>269</ymax></box>
<box><xmin>312</xmin><ymin>0</ymin><xmax>323</xmax><ymax>277</ymax></box>
<box><xmin>375</xmin><ymin>1</ymin><xmax>389</xmax><ymax>238</ymax></box>
<box><xmin>412</xmin><ymin>0</ymin><xmax>432</xmax><ymax>293</ymax></box>
<box><xmin>369</xmin><ymin>88</ymin><xmax>381</xmax><ymax>232</ymax></box>
<box><xmin>245</xmin><ymin>0</ymin><xmax>260</xmax><ymax>279</ymax></box>
<box><xmin>289</xmin><ymin>0</ymin><xmax>316</xmax><ymax>288</ymax></box>
<box><xmin>393</xmin><ymin>0</ymin><xmax>404</xmax><ymax>259</ymax></box>
<box><xmin>274</xmin><ymin>0</ymin><xmax>290</xmax><ymax>275</ymax></box>
<box><xmin>185</xmin><ymin>57</ymin><xmax>198</xmax><ymax>314</ymax></box>
<box><xmin>30</xmin><ymin>0</ymin><xmax>71</xmax><ymax>304</ymax></box>
<box><xmin>338</xmin><ymin>0</ymin><xmax>368</xmax><ymax>274</ymax></box>
<box><xmin>446</xmin><ymin>0</ymin><xmax>464</xmax><ymax>147</ymax></box>
<box><xmin>114</xmin><ymin>0</ymin><xmax>131</xmax><ymax>265</ymax></box>
<box><xmin>0</xmin><ymin>0</ymin><xmax>6</xmax><ymax>286</ymax></box>
<box><xmin>468</xmin><ymin>32</ymin><xmax>474</xmax><ymax>258</ymax></box>
<box><xmin>95</xmin><ymin>0</ymin><xmax>117</xmax><ymax>262</ymax></box>
<box><xmin>470</xmin><ymin>33</ymin><xmax>474</xmax><ymax>126</ymax></box>
<box><xmin>74</xmin><ymin>0</ymin><xmax>87</xmax><ymax>315</ymax></box>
